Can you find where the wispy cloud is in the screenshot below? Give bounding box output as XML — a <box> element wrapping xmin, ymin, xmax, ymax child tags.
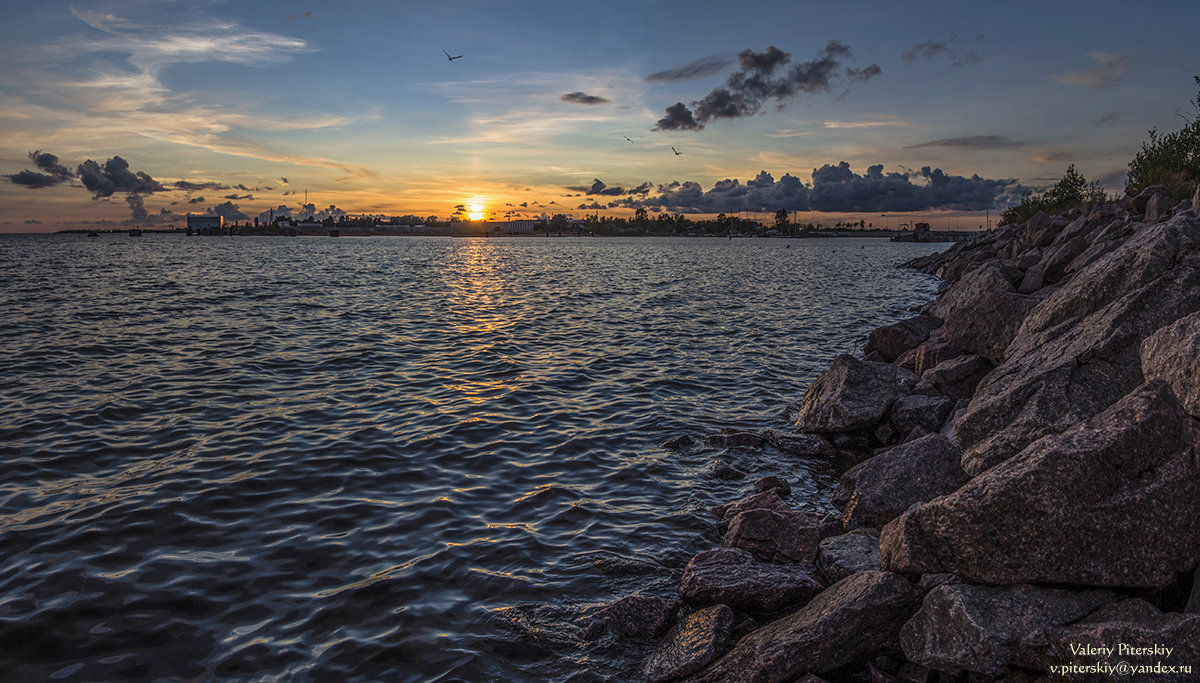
<box><xmin>905</xmin><ymin>135</ymin><xmax>1024</xmax><ymax>150</ymax></box>
<box><xmin>902</xmin><ymin>36</ymin><xmax>983</xmax><ymax>67</ymax></box>
<box><xmin>560</xmin><ymin>92</ymin><xmax>610</xmax><ymax>105</ymax></box>
<box><xmin>644</xmin><ymin>54</ymin><xmax>734</xmax><ymax>82</ymax></box>
<box><xmin>1052</xmin><ymin>52</ymin><xmax>1128</xmax><ymax>89</ymax></box>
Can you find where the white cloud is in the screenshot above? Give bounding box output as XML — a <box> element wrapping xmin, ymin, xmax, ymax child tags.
<box><xmin>1052</xmin><ymin>52</ymin><xmax>1128</xmax><ymax>89</ymax></box>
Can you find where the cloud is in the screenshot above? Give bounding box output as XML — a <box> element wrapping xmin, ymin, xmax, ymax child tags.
<box><xmin>3</xmin><ymin>150</ymin><xmax>76</xmax><ymax>188</ymax></box>
<box><xmin>188</xmin><ymin>196</ymin><xmax>206</xmax><ymax>204</ymax></box>
<box><xmin>902</xmin><ymin>37</ymin><xmax>982</xmax><ymax>67</ymax></box>
<box><xmin>644</xmin><ymin>55</ymin><xmax>735</xmax><ymax>82</ymax></box>
<box><xmin>126</xmin><ymin>195</ymin><xmax>149</xmax><ymax>221</ymax></box>
<box><xmin>77</xmin><ymin>156</ymin><xmax>165</xmax><ymax>198</ymax></box>
<box><xmin>174</xmin><ymin>180</ymin><xmax>231</xmax><ymax>192</ymax></box>
<box><xmin>653</xmin><ymin>42</ymin><xmax>880</xmax><ymax>131</ymax></box>
<box><xmin>560</xmin><ymin>92</ymin><xmax>609</xmax><ymax>105</ymax></box>
<box><xmin>224</xmin><ymin>193</ymin><xmax>254</xmax><ymax>200</ymax></box>
<box><xmin>905</xmin><ymin>135</ymin><xmax>1024</xmax><ymax>150</ymax></box>
<box><xmin>24</xmin><ymin>219</ymin><xmax>43</xmax><ymax>224</ymax></box>
<box><xmin>208</xmin><ymin>201</ymin><xmax>249</xmax><ymax>222</ymax></box>
<box><xmin>280</xmin><ymin>177</ymin><xmax>289</xmax><ymax>184</ymax></box>
<box><xmin>608</xmin><ymin>162</ymin><xmax>1022</xmax><ymax>213</ymax></box>
<box><xmin>1052</xmin><ymin>52</ymin><xmax>1127</xmax><ymax>89</ymax></box>
<box><xmin>566</xmin><ymin>179</ymin><xmax>653</xmax><ymax>196</ymax></box>
<box><xmin>1096</xmin><ymin>110</ymin><xmax>1122</xmax><ymax>127</ymax></box>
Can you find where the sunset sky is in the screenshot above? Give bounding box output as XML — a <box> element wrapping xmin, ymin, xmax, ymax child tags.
<box><xmin>2</xmin><ymin>0</ymin><xmax>1198</xmax><ymax>231</ymax></box>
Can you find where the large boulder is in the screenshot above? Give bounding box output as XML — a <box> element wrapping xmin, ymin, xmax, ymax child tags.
<box><xmin>889</xmin><ymin>394</ymin><xmax>955</xmax><ymax>438</ymax></box>
<box><xmin>865</xmin><ymin>315</ymin><xmax>943</xmax><ymax>362</ymax></box>
<box><xmin>912</xmin><ymin>334</ymin><xmax>961</xmax><ymax>376</ymax></box>
<box><xmin>713</xmin><ymin>490</ymin><xmax>789</xmax><ymax>534</ymax></box>
<box><xmin>721</xmin><ymin>507</ymin><xmax>822</xmax><ymax>564</ymax></box>
<box><xmin>580</xmin><ymin>594</ymin><xmax>679</xmax><ymax>640</ymax></box>
<box><xmin>816</xmin><ymin>529</ymin><xmax>881</xmax><ymax>583</ymax></box>
<box><xmin>679</xmin><ymin>548</ymin><xmax>825</xmax><ymax>616</ymax></box>
<box><xmin>932</xmin><ymin>262</ymin><xmax>1015</xmax><ymax>321</ymax></box>
<box><xmin>1141</xmin><ymin>311</ymin><xmax>1200</xmax><ymax>418</ymax></box>
<box><xmin>1145</xmin><ymin>192</ymin><xmax>1179</xmax><ymax>223</ymax></box>
<box><xmin>1019</xmin><ymin>599</ymin><xmax>1200</xmax><ymax>680</ymax></box>
<box><xmin>900</xmin><ymin>584</ymin><xmax>1114</xmax><ymax>677</ymax></box>
<box><xmin>641</xmin><ymin>604</ymin><xmax>734</xmax><ymax>683</ymax></box>
<box><xmin>794</xmin><ymin>355</ymin><xmax>899</xmax><ymax>434</ymax></box>
<box><xmin>939</xmin><ymin>288</ymin><xmax>1037</xmax><ymax>362</ymax></box>
<box><xmin>955</xmin><ymin>216</ymin><xmax>1200</xmax><ymax>474</ymax></box>
<box><xmin>1019</xmin><ymin>211</ymin><xmax>1059</xmax><ymax>248</ymax></box>
<box><xmin>1131</xmin><ymin>184</ymin><xmax>1169</xmax><ymax>214</ymax></box>
<box><xmin>835</xmin><ymin>434</ymin><xmax>969</xmax><ymax>531</ymax></box>
<box><xmin>882</xmin><ymin>380</ymin><xmax>1200</xmax><ymax>588</ymax></box>
<box><xmin>688</xmin><ymin>571</ymin><xmax>922</xmax><ymax>682</ymax></box>
<box><xmin>920</xmin><ymin>354</ymin><xmax>992</xmax><ymax>402</ymax></box>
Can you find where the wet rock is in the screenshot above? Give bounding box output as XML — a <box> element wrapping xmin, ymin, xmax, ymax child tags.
<box><xmin>705</xmin><ymin>431</ymin><xmax>766</xmax><ymax>449</ymax></box>
<box><xmin>688</xmin><ymin>571</ymin><xmax>923</xmax><ymax>682</ymax></box>
<box><xmin>794</xmin><ymin>355</ymin><xmax>899</xmax><ymax>434</ymax></box>
<box><xmin>920</xmin><ymin>354</ymin><xmax>991</xmax><ymax>401</ymax></box>
<box><xmin>678</xmin><ymin>548</ymin><xmax>824</xmax><ymax>616</ymax></box>
<box><xmin>713</xmin><ymin>490</ymin><xmax>789</xmax><ymax>534</ymax></box>
<box><xmin>662</xmin><ymin>434</ymin><xmax>695</xmax><ymax>449</ymax></box>
<box><xmin>818</xmin><ymin>513</ymin><xmax>844</xmax><ymax>540</ymax></box>
<box><xmin>771</xmin><ymin>432</ymin><xmax>834</xmax><ymax>457</ymax></box>
<box><xmin>580</xmin><ymin>594</ymin><xmax>680</xmax><ymax>640</ymax></box>
<box><xmin>955</xmin><ymin>217</ymin><xmax>1200</xmax><ymax>474</ymax></box>
<box><xmin>836</xmin><ymin>434</ymin><xmax>969</xmax><ymax>531</ymax></box>
<box><xmin>1020</xmin><ymin>599</ymin><xmax>1200</xmax><ymax>680</ymax></box>
<box><xmin>883</xmin><ymin>380</ymin><xmax>1200</xmax><ymax>588</ymax></box>
<box><xmin>889</xmin><ymin>394</ymin><xmax>954</xmax><ymax>437</ymax></box>
<box><xmin>753</xmin><ymin>475</ymin><xmax>791</xmax><ymax>496</ymax></box>
<box><xmin>865</xmin><ymin>316</ymin><xmax>943</xmax><ymax>362</ymax></box>
<box><xmin>900</xmin><ymin>583</ymin><xmax>1115</xmax><ymax>676</ymax></box>
<box><xmin>641</xmin><ymin>604</ymin><xmax>733</xmax><ymax>683</ymax></box>
<box><xmin>722</xmin><ymin>507</ymin><xmax>822</xmax><ymax>564</ymax></box>
<box><xmin>816</xmin><ymin>529</ymin><xmax>881</xmax><ymax>583</ymax></box>
<box><xmin>1140</xmin><ymin>310</ymin><xmax>1200</xmax><ymax>418</ymax></box>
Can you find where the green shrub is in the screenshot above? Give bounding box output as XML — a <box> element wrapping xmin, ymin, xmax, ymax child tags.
<box><xmin>1000</xmin><ymin>164</ymin><xmax>1106</xmax><ymax>226</ymax></box>
<box><xmin>1125</xmin><ymin>76</ymin><xmax>1200</xmax><ymax>200</ymax></box>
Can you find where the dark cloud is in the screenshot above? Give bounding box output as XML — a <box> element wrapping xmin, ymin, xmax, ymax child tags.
<box><xmin>280</xmin><ymin>177</ymin><xmax>289</xmax><ymax>184</ymax></box>
<box><xmin>78</xmin><ymin>156</ymin><xmax>165</xmax><ymax>198</ymax></box>
<box><xmin>174</xmin><ymin>180</ymin><xmax>230</xmax><ymax>191</ymax></box>
<box><xmin>24</xmin><ymin>219</ymin><xmax>42</xmax><ymax>224</ymax></box>
<box><xmin>644</xmin><ymin>55</ymin><xmax>734</xmax><ymax>82</ymax></box>
<box><xmin>561</xmin><ymin>92</ymin><xmax>609</xmax><ymax>105</ymax></box>
<box><xmin>653</xmin><ymin>42</ymin><xmax>880</xmax><ymax>131</ymax></box>
<box><xmin>188</xmin><ymin>196</ymin><xmax>206</xmax><ymax>204</ymax></box>
<box><xmin>126</xmin><ymin>195</ymin><xmax>150</xmax><ymax>221</ymax></box>
<box><xmin>4</xmin><ymin>149</ymin><xmax>76</xmax><ymax>188</ymax></box>
<box><xmin>1097</xmin><ymin>111</ymin><xmax>1122</xmax><ymax>127</ymax></box>
<box><xmin>905</xmin><ymin>135</ymin><xmax>1024</xmax><ymax>150</ymax></box>
<box><xmin>224</xmin><ymin>193</ymin><xmax>254</xmax><ymax>200</ymax></box>
<box><xmin>208</xmin><ymin>201</ymin><xmax>249</xmax><ymax>221</ymax></box>
<box><xmin>902</xmin><ymin>37</ymin><xmax>982</xmax><ymax>67</ymax></box>
<box><xmin>567</xmin><ymin>179</ymin><xmax>654</xmax><ymax>196</ymax></box>
<box><xmin>609</xmin><ymin>162</ymin><xmax>1023</xmax><ymax>214</ymax></box>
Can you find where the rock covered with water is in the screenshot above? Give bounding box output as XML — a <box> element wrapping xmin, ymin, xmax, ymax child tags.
<box><xmin>679</xmin><ymin>548</ymin><xmax>824</xmax><ymax>616</ymax></box>
<box><xmin>641</xmin><ymin>604</ymin><xmax>734</xmax><ymax>683</ymax></box>
<box><xmin>580</xmin><ymin>594</ymin><xmax>680</xmax><ymax>640</ymax></box>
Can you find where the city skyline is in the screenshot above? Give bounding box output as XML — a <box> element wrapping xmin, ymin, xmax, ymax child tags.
<box><xmin>2</xmin><ymin>0</ymin><xmax>1198</xmax><ymax>231</ymax></box>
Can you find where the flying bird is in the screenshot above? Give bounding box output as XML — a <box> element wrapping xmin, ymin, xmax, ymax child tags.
<box><xmin>443</xmin><ymin>49</ymin><xmax>463</xmax><ymax>61</ymax></box>
<box><xmin>672</xmin><ymin>147</ymin><xmax>683</xmax><ymax>155</ymax></box>
<box><xmin>624</xmin><ymin>136</ymin><xmax>634</xmax><ymax>143</ymax></box>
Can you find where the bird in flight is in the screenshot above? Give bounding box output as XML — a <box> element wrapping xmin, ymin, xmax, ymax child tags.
<box><xmin>443</xmin><ymin>49</ymin><xmax>463</xmax><ymax>61</ymax></box>
<box><xmin>623</xmin><ymin>136</ymin><xmax>634</xmax><ymax>143</ymax></box>
<box><xmin>672</xmin><ymin>147</ymin><xmax>683</xmax><ymax>155</ymax></box>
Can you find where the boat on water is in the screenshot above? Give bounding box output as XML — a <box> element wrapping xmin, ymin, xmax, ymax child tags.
<box><xmin>128</xmin><ymin>227</ymin><xmax>142</xmax><ymax>237</ymax></box>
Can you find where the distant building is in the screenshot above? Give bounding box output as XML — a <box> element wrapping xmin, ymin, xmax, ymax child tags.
<box><xmin>187</xmin><ymin>215</ymin><xmax>223</xmax><ymax>235</ymax></box>
<box><xmin>483</xmin><ymin>220</ymin><xmax>537</xmax><ymax>234</ymax></box>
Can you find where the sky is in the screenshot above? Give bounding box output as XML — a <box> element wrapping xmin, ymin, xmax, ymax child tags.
<box><xmin>2</xmin><ymin>0</ymin><xmax>1198</xmax><ymax>232</ymax></box>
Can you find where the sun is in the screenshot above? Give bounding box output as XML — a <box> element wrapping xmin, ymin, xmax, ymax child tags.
<box><xmin>466</xmin><ymin>202</ymin><xmax>485</xmax><ymax>221</ymax></box>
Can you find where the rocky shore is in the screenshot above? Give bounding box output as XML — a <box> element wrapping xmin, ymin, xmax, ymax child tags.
<box><xmin>582</xmin><ymin>184</ymin><xmax>1200</xmax><ymax>682</ymax></box>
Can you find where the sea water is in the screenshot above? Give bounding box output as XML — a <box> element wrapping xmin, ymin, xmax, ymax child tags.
<box><xmin>0</xmin><ymin>233</ymin><xmax>942</xmax><ymax>681</ymax></box>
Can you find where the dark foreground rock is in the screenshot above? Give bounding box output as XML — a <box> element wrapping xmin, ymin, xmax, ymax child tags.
<box><xmin>900</xmin><ymin>583</ymin><xmax>1114</xmax><ymax>676</ymax></box>
<box><xmin>722</xmin><ymin>507</ymin><xmax>821</xmax><ymax>563</ymax></box>
<box><xmin>882</xmin><ymin>379</ymin><xmax>1200</xmax><ymax>587</ymax></box>
<box><xmin>579</xmin><ymin>594</ymin><xmax>680</xmax><ymax>640</ymax></box>
<box><xmin>642</xmin><ymin>604</ymin><xmax>733</xmax><ymax>683</ymax></box>
<box><xmin>833</xmin><ymin>434</ymin><xmax>968</xmax><ymax>531</ymax></box>
<box><xmin>865</xmin><ymin>315</ymin><xmax>942</xmax><ymax>362</ymax></box>
<box><xmin>815</xmin><ymin>529</ymin><xmax>881</xmax><ymax>583</ymax></box>
<box><xmin>794</xmin><ymin>355</ymin><xmax>898</xmax><ymax>434</ymax></box>
<box><xmin>687</xmin><ymin>571</ymin><xmax>922</xmax><ymax>682</ymax></box>
<box><xmin>679</xmin><ymin>548</ymin><xmax>824</xmax><ymax>616</ymax></box>
<box><xmin>1141</xmin><ymin>310</ymin><xmax>1200</xmax><ymax>418</ymax></box>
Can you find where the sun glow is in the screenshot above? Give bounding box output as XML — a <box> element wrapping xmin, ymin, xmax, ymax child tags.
<box><xmin>466</xmin><ymin>202</ymin><xmax>485</xmax><ymax>221</ymax></box>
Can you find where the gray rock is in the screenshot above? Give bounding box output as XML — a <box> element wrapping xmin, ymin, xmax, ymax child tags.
<box><xmin>1132</xmin><ymin>184</ymin><xmax>1169</xmax><ymax>214</ymax></box>
<box><xmin>890</xmin><ymin>393</ymin><xmax>955</xmax><ymax>437</ymax></box>
<box><xmin>912</xmin><ymin>336</ymin><xmax>961</xmax><ymax>377</ymax></box>
<box><xmin>900</xmin><ymin>584</ymin><xmax>1114</xmax><ymax>676</ymax></box>
<box><xmin>1194</xmin><ymin>183</ymin><xmax>1200</xmax><ymax>215</ymax></box>
<box><xmin>679</xmin><ymin>548</ymin><xmax>825</xmax><ymax>616</ymax></box>
<box><xmin>956</xmin><ymin>216</ymin><xmax>1200</xmax><ymax>474</ymax></box>
<box><xmin>932</xmin><ymin>262</ymin><xmax>1015</xmax><ymax>321</ymax></box>
<box><xmin>866</xmin><ymin>315</ymin><xmax>943</xmax><ymax>362</ymax></box>
<box><xmin>641</xmin><ymin>604</ymin><xmax>733</xmax><ymax>683</ymax></box>
<box><xmin>1019</xmin><ymin>211</ymin><xmax>1058</xmax><ymax>248</ymax></box>
<box><xmin>836</xmin><ymin>434</ymin><xmax>969</xmax><ymax>531</ymax></box>
<box><xmin>1015</xmin><ymin>246</ymin><xmax>1042</xmax><ymax>270</ymax></box>
<box><xmin>1146</xmin><ymin>192</ymin><xmax>1180</xmax><ymax>223</ymax></box>
<box><xmin>1141</xmin><ymin>311</ymin><xmax>1200</xmax><ymax>418</ymax></box>
<box><xmin>713</xmin><ymin>490</ymin><xmax>789</xmax><ymax>535</ymax></box>
<box><xmin>580</xmin><ymin>594</ymin><xmax>680</xmax><ymax>640</ymax></box>
<box><xmin>940</xmin><ymin>288</ymin><xmax>1037</xmax><ymax>363</ymax></box>
<box><xmin>772</xmin><ymin>432</ymin><xmax>834</xmax><ymax>457</ymax></box>
<box><xmin>816</xmin><ymin>529</ymin><xmax>881</xmax><ymax>582</ymax></box>
<box><xmin>709</xmin><ymin>458</ymin><xmax>746</xmax><ymax>480</ymax></box>
<box><xmin>921</xmin><ymin>354</ymin><xmax>992</xmax><ymax>401</ymax></box>
<box><xmin>1016</xmin><ymin>262</ymin><xmax>1045</xmax><ymax>294</ymax></box>
<box><xmin>722</xmin><ymin>507</ymin><xmax>822</xmax><ymax>564</ymax></box>
<box><xmin>794</xmin><ymin>355</ymin><xmax>899</xmax><ymax>434</ymax></box>
<box><xmin>883</xmin><ymin>380</ymin><xmax>1200</xmax><ymax>587</ymax></box>
<box><xmin>688</xmin><ymin>571</ymin><xmax>923</xmax><ymax>682</ymax></box>
<box><xmin>1040</xmin><ymin>236</ymin><xmax>1088</xmax><ymax>284</ymax></box>
<box><xmin>753</xmin><ymin>475</ymin><xmax>791</xmax><ymax>496</ymax></box>
<box><xmin>1020</xmin><ymin>599</ymin><xmax>1200</xmax><ymax>680</ymax></box>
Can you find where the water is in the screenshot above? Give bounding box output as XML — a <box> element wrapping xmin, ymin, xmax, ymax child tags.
<box><xmin>0</xmin><ymin>233</ymin><xmax>942</xmax><ymax>681</ymax></box>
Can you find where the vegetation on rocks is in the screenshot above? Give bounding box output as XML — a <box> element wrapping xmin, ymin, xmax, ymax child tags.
<box><xmin>999</xmin><ymin>164</ymin><xmax>1106</xmax><ymax>226</ymax></box>
<box><xmin>1125</xmin><ymin>76</ymin><xmax>1200</xmax><ymax>200</ymax></box>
